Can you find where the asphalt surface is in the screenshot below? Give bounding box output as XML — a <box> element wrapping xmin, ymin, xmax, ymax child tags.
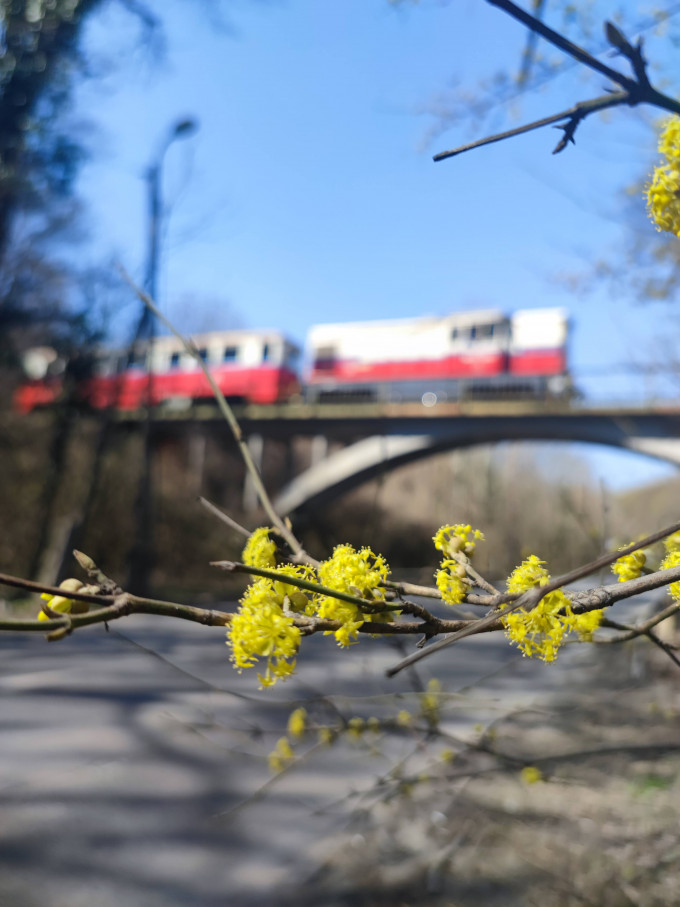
<box><xmin>0</xmin><ymin>599</ymin><xmax>654</xmax><ymax>907</ymax></box>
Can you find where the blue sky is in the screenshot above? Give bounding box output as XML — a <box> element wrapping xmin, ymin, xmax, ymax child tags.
<box><xmin>69</xmin><ymin>0</ymin><xmax>680</xmax><ymax>488</ymax></box>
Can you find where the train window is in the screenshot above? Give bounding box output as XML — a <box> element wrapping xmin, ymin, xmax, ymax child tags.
<box><xmin>223</xmin><ymin>346</ymin><xmax>238</xmax><ymax>362</ymax></box>
<box><xmin>262</xmin><ymin>343</ymin><xmax>270</xmax><ymax>362</ymax></box>
<box><xmin>169</xmin><ymin>352</ymin><xmax>181</xmax><ymax>368</ymax></box>
<box><xmin>129</xmin><ymin>348</ymin><xmax>147</xmax><ymax>369</ymax></box>
<box><xmin>470</xmin><ymin>323</ymin><xmax>496</xmax><ymax>341</ymax></box>
<box><xmin>314</xmin><ymin>346</ymin><xmax>336</xmax><ymax>370</ymax></box>
<box><xmin>197</xmin><ymin>347</ymin><xmax>209</xmax><ymax>362</ymax></box>
<box><xmin>451</xmin><ymin>327</ymin><xmax>459</xmax><ymax>341</ymax></box>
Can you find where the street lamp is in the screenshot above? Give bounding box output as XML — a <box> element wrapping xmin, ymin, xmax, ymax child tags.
<box><xmin>128</xmin><ymin>116</ymin><xmax>199</xmax><ymax>596</ymax></box>
<box><xmin>144</xmin><ymin>116</ymin><xmax>199</xmax><ymax>318</ymax></box>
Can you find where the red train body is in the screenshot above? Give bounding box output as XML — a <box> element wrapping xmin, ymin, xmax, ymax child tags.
<box><xmin>14</xmin><ymin>330</ymin><xmax>300</xmax><ymax>413</ymax></box>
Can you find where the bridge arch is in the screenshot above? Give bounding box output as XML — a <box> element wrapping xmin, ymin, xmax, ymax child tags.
<box><xmin>274</xmin><ymin>416</ymin><xmax>680</xmax><ymax>515</ymax></box>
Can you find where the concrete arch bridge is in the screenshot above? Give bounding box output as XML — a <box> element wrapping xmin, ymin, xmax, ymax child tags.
<box><xmin>257</xmin><ymin>403</ymin><xmax>680</xmax><ymax>515</ymax></box>
<box><xmin>126</xmin><ymin>401</ymin><xmax>680</xmax><ymax>514</ymax></box>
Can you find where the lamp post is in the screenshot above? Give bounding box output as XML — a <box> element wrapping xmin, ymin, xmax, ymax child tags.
<box><xmin>142</xmin><ymin>117</ymin><xmax>199</xmax><ymax>335</ymax></box>
<box><xmin>128</xmin><ymin>116</ymin><xmax>199</xmax><ymax>596</ymax></box>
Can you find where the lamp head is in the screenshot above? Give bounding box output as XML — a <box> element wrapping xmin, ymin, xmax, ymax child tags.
<box><xmin>172</xmin><ymin>118</ymin><xmax>199</xmax><ymax>139</ymax></box>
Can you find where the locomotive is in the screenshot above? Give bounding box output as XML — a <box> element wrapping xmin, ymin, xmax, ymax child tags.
<box><xmin>13</xmin><ymin>307</ymin><xmax>570</xmax><ymax>413</ymax></box>
<box><xmin>305</xmin><ymin>307</ymin><xmax>569</xmax><ymax>404</ymax></box>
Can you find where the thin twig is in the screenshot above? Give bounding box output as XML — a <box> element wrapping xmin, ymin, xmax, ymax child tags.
<box><xmin>449</xmin><ymin>551</ymin><xmax>499</xmax><ymax>596</ymax></box>
<box><xmin>598</xmin><ymin>599</ymin><xmax>680</xmax><ymax>644</ymax></box>
<box><xmin>384</xmin><ymin>579</ymin><xmax>443</xmax><ymax>600</ymax></box>
<box><xmin>0</xmin><ymin>567</ymin><xmax>233</xmax><ymax>632</ymax></box>
<box><xmin>117</xmin><ymin>264</ymin><xmax>308</xmax><ymax>561</ymax></box>
<box><xmin>199</xmin><ymin>496</ymin><xmax>251</xmax><ymax>538</ymax></box>
<box><xmin>433</xmin><ymin>91</ymin><xmax>628</xmax><ymax>161</ymax></box>
<box><xmin>486</xmin><ymin>0</ymin><xmax>637</xmax><ymax>89</ymax></box>
<box><xmin>0</xmin><ymin>571</ymin><xmax>114</xmax><ymax>607</ymax></box>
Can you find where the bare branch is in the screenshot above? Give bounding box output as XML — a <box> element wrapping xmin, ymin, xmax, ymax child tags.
<box><xmin>436</xmin><ymin>3</ymin><xmax>680</xmax><ymax>163</ymax></box>
<box><xmin>386</xmin><ymin>518</ymin><xmax>680</xmax><ymax>677</ymax></box>
<box><xmin>199</xmin><ymin>496</ymin><xmax>251</xmax><ymax>539</ymax></box>
<box><xmin>117</xmin><ymin>264</ymin><xmax>310</xmax><ymax>563</ymax></box>
<box><xmin>434</xmin><ymin>91</ymin><xmax>629</xmax><ymax>162</ymax></box>
<box><xmin>487</xmin><ymin>0</ymin><xmax>636</xmax><ymax>89</ymax></box>
<box><xmin>213</xmin><ymin>560</ymin><xmax>404</xmax><ymax>614</ymax></box>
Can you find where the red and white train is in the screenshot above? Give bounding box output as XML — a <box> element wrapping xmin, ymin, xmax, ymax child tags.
<box><xmin>305</xmin><ymin>307</ymin><xmax>569</xmax><ymax>404</ymax></box>
<box><xmin>13</xmin><ymin>307</ymin><xmax>570</xmax><ymax>413</ymax></box>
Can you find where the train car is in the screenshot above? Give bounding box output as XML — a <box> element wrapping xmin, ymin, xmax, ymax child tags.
<box><xmin>13</xmin><ymin>329</ymin><xmax>301</xmax><ymax>413</ymax></box>
<box><xmin>304</xmin><ymin>307</ymin><xmax>570</xmax><ymax>404</ymax></box>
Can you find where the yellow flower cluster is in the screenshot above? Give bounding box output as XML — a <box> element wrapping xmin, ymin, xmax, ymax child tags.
<box><xmin>268</xmin><ymin>736</ymin><xmax>294</xmax><ymax>773</ymax></box>
<box><xmin>647</xmin><ymin>117</ymin><xmax>680</xmax><ymax>236</ymax></box>
<box><xmin>242</xmin><ymin>526</ymin><xmax>277</xmax><ymax>568</ymax></box>
<box><xmin>612</xmin><ymin>547</ymin><xmax>646</xmax><ymax>583</ymax></box>
<box><xmin>501</xmin><ymin>555</ymin><xmax>603</xmax><ymax>662</ymax></box>
<box><xmin>228</xmin><ymin>540</ymin><xmax>392</xmax><ymax>685</ymax></box>
<box><xmin>347</xmin><ymin>716</ymin><xmax>365</xmax><ymax>739</ymax></box>
<box><xmin>433</xmin><ymin>523</ymin><xmax>484</xmax><ymax>557</ymax></box>
<box><xmin>663</xmin><ymin>532</ymin><xmax>680</xmax><ymax>553</ymax></box>
<box><xmin>228</xmin><ymin>574</ymin><xmax>304</xmax><ymax>687</ymax></box>
<box><xmin>435</xmin><ymin>564</ymin><xmax>469</xmax><ymax>604</ymax></box>
<box><xmin>287</xmin><ymin>707</ymin><xmax>307</xmax><ymax>739</ymax></box>
<box><xmin>420</xmin><ymin>678</ymin><xmax>441</xmax><ymax>727</ymax></box>
<box><xmin>661</xmin><ymin>549</ymin><xmax>680</xmax><ymax>602</ymax></box>
<box><xmin>520</xmin><ymin>766</ymin><xmax>543</xmax><ymax>785</ymax></box>
<box><xmin>433</xmin><ymin>524</ymin><xmax>484</xmax><ymax>605</ymax></box>
<box><xmin>316</xmin><ymin>544</ymin><xmax>391</xmax><ymax>646</ymax></box>
<box><xmin>506</xmin><ymin>554</ymin><xmax>549</xmax><ymax>593</ymax></box>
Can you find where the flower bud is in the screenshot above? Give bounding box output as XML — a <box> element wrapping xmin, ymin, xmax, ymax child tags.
<box><xmin>73</xmin><ymin>550</ymin><xmax>96</xmax><ymax>573</ymax></box>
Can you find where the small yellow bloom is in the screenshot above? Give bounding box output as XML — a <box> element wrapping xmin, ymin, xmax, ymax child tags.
<box><xmin>647</xmin><ymin>117</ymin><xmax>680</xmax><ymax>236</ymax></box>
<box><xmin>347</xmin><ymin>716</ymin><xmax>365</xmax><ymax>739</ymax></box>
<box><xmin>502</xmin><ymin>555</ymin><xmax>600</xmax><ymax>661</ymax></box>
<box><xmin>506</xmin><ymin>554</ymin><xmax>549</xmax><ymax>593</ymax></box>
<box><xmin>267</xmin><ymin>736</ymin><xmax>295</xmax><ymax>773</ymax></box>
<box><xmin>242</xmin><ymin>527</ymin><xmax>277</xmax><ymax>569</ymax></box>
<box><xmin>661</xmin><ymin>549</ymin><xmax>680</xmax><ymax>601</ymax></box>
<box><xmin>520</xmin><ymin>766</ymin><xmax>543</xmax><ymax>785</ymax></box>
<box><xmin>314</xmin><ymin>544</ymin><xmax>390</xmax><ymax>646</ymax></box>
<box><xmin>420</xmin><ymin>679</ymin><xmax>442</xmax><ymax>727</ymax></box>
<box><xmin>318</xmin><ymin>726</ymin><xmax>335</xmax><ymax>746</ymax></box>
<box><xmin>574</xmin><ymin>607</ymin><xmax>604</xmax><ymax>641</ymax></box>
<box><xmin>663</xmin><ymin>531</ymin><xmax>680</xmax><ymax>554</ymax></box>
<box><xmin>287</xmin><ymin>707</ymin><xmax>307</xmax><ymax>739</ymax></box>
<box><xmin>612</xmin><ymin>547</ymin><xmax>646</xmax><ymax>583</ymax></box>
<box><xmin>433</xmin><ymin>524</ymin><xmax>484</xmax><ymax>557</ymax></box>
<box><xmin>435</xmin><ymin>561</ymin><xmax>470</xmax><ymax>605</ymax></box>
<box><xmin>227</xmin><ymin>577</ymin><xmax>301</xmax><ymax>687</ymax></box>
<box><xmin>396</xmin><ymin>710</ymin><xmax>413</xmax><ymax>728</ymax></box>
<box><xmin>38</xmin><ymin>578</ymin><xmax>86</xmax><ymax>622</ymax></box>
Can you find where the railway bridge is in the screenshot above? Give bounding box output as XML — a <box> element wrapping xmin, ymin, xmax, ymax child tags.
<box><xmin>123</xmin><ymin>399</ymin><xmax>680</xmax><ymax>515</ymax></box>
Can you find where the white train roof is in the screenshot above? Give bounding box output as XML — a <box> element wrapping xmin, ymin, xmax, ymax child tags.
<box><xmin>307</xmin><ymin>308</ymin><xmax>506</xmax><ymax>341</ymax></box>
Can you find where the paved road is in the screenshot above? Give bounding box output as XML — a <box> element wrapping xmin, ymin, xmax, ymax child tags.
<box><xmin>0</xmin><ymin>600</ymin><xmax>654</xmax><ymax>907</ymax></box>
